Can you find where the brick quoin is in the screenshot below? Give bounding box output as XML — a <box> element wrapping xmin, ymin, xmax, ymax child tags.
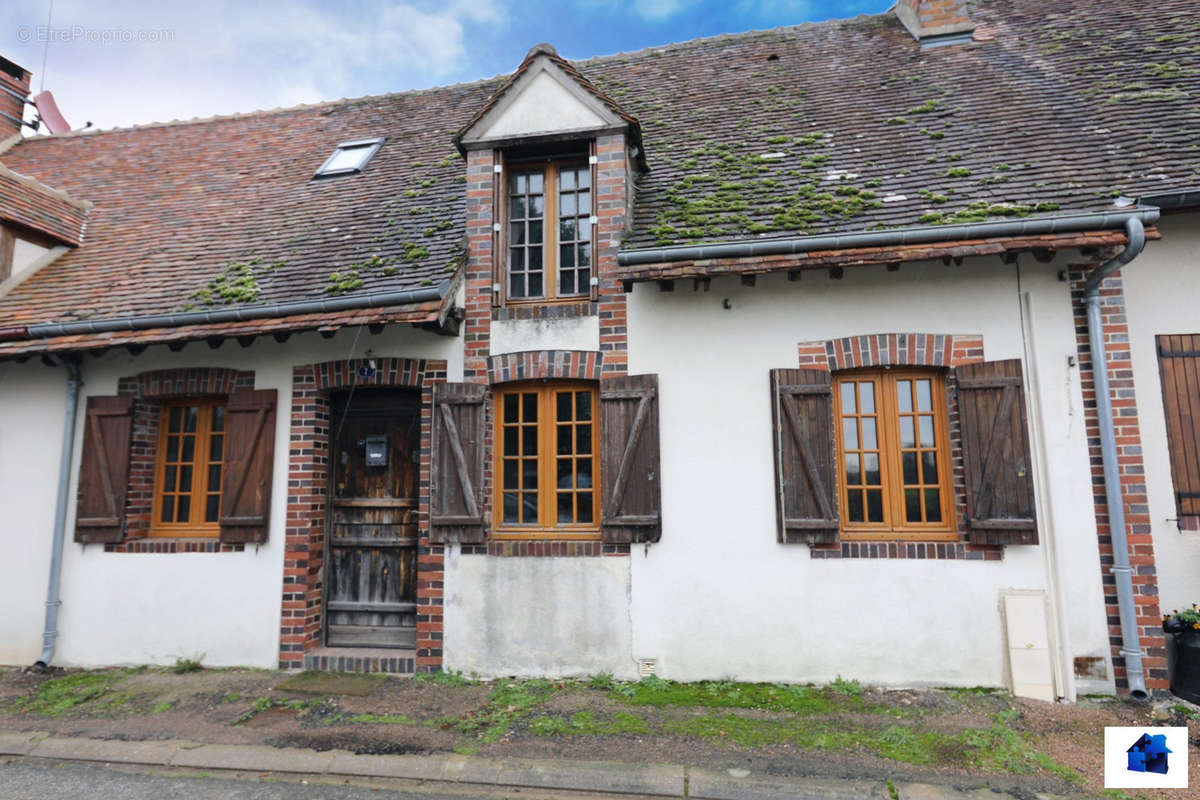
<box><xmin>281</xmin><ymin>357</ymin><xmax>447</xmax><ymax>672</ymax></box>
<box><xmin>798</xmin><ymin>332</ymin><xmax>1000</xmax><ymax>561</ymax></box>
<box><xmin>1069</xmin><ymin>268</ymin><xmax>1167</xmax><ymax>694</ymax></box>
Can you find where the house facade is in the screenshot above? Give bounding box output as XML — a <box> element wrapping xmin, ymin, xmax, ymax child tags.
<box><xmin>1</xmin><ymin>0</ymin><xmax>1198</xmax><ymax>701</ymax></box>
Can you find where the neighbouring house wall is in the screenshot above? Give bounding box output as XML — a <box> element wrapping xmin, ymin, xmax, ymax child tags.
<box><xmin>620</xmin><ymin>256</ymin><xmax>1113</xmax><ymax>688</ymax></box>
<box><xmin>1122</xmin><ymin>212</ymin><xmax>1200</xmax><ymax>617</ymax></box>
<box><xmin>0</xmin><ymin>324</ymin><xmax>462</xmax><ymax>668</ymax></box>
<box><xmin>0</xmin><ymin>361</ymin><xmax>68</xmax><ymax>665</ymax></box>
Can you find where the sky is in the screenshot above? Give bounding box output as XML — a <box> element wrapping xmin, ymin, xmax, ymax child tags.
<box><xmin>2</xmin><ymin>1</ymin><xmax>886</xmax><ymax>131</ymax></box>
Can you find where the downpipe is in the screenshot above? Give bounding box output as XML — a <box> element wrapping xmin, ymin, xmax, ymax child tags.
<box><xmin>35</xmin><ymin>358</ymin><xmax>82</xmax><ymax>670</ymax></box>
<box><xmin>1083</xmin><ymin>215</ymin><xmax>1150</xmax><ymax>701</ymax></box>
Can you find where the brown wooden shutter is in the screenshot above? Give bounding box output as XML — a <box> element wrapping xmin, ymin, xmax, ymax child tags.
<box><xmin>430</xmin><ymin>382</ymin><xmax>487</xmax><ymax>543</ymax></box>
<box><xmin>1156</xmin><ymin>335</ymin><xmax>1200</xmax><ymax>520</ymax></box>
<box><xmin>956</xmin><ymin>359</ymin><xmax>1038</xmax><ymax>545</ymax></box>
<box><xmin>75</xmin><ymin>395</ymin><xmax>134</xmax><ymax>543</ymax></box>
<box><xmin>770</xmin><ymin>369</ymin><xmax>838</xmax><ymax>544</ymax></box>
<box><xmin>600</xmin><ymin>374</ymin><xmax>662</xmax><ymax>543</ymax></box>
<box><xmin>219</xmin><ymin>389</ymin><xmax>276</xmax><ymax>544</ymax></box>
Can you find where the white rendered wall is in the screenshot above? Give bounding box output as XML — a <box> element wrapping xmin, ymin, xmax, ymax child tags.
<box><xmin>478</xmin><ymin>70</ymin><xmax>605</xmax><ymax>141</ymax></box>
<box><xmin>1122</xmin><ymin>212</ymin><xmax>1200</xmax><ymax>617</ymax></box>
<box><xmin>0</xmin><ymin>324</ymin><xmax>461</xmax><ymax>668</ymax></box>
<box><xmin>490</xmin><ymin>315</ymin><xmax>600</xmax><ymax>355</ymax></box>
<box><xmin>620</xmin><ymin>257</ymin><xmax>1112</xmax><ymax>688</ymax></box>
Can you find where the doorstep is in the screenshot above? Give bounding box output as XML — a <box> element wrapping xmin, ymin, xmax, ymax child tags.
<box><xmin>302</xmin><ymin>646</ymin><xmax>415</xmax><ymax>674</ymax></box>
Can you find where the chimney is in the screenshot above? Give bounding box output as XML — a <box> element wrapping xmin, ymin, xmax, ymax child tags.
<box><xmin>0</xmin><ymin>57</ymin><xmax>32</xmax><ymax>138</ymax></box>
<box><xmin>894</xmin><ymin>0</ymin><xmax>974</xmax><ymax>44</ymax></box>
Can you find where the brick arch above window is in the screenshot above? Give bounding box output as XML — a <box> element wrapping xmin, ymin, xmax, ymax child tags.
<box><xmin>487</xmin><ymin>350</ymin><xmax>602</xmax><ymax>384</ymax></box>
<box><xmin>797</xmin><ymin>333</ymin><xmax>984</xmax><ymax>372</ymax></box>
<box><xmin>307</xmin><ymin>357</ymin><xmax>438</xmax><ymax>391</ymax></box>
<box><xmin>118</xmin><ymin>367</ymin><xmax>254</xmax><ymax>398</ymax></box>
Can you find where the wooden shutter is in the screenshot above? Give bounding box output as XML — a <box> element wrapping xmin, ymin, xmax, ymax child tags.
<box><xmin>1156</xmin><ymin>335</ymin><xmax>1200</xmax><ymax>520</ymax></box>
<box><xmin>219</xmin><ymin>389</ymin><xmax>276</xmax><ymax>544</ymax></box>
<box><xmin>75</xmin><ymin>395</ymin><xmax>134</xmax><ymax>543</ymax></box>
<box><xmin>430</xmin><ymin>382</ymin><xmax>487</xmax><ymax>543</ymax></box>
<box><xmin>770</xmin><ymin>369</ymin><xmax>838</xmax><ymax>544</ymax></box>
<box><xmin>600</xmin><ymin>374</ymin><xmax>661</xmax><ymax>543</ymax></box>
<box><xmin>956</xmin><ymin>359</ymin><xmax>1038</xmax><ymax>545</ymax></box>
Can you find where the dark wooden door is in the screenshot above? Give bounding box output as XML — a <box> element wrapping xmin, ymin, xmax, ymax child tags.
<box><xmin>326</xmin><ymin>389</ymin><xmax>420</xmax><ymax>649</ymax></box>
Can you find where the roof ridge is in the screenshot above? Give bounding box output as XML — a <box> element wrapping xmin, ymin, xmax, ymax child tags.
<box><xmin>0</xmin><ymin>161</ymin><xmax>92</xmax><ymax>211</ymax></box>
<box><xmin>8</xmin><ymin>9</ymin><xmax>893</xmax><ymax>143</ymax></box>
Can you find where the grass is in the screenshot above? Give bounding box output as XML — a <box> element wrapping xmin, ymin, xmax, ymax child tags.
<box><xmin>454</xmin><ymin>679</ymin><xmax>558</xmax><ymax>743</ymax></box>
<box><xmin>608</xmin><ymin>676</ymin><xmax>889</xmax><ymax>716</ymax></box>
<box><xmin>12</xmin><ymin>671</ymin><xmax>121</xmax><ymax>717</ymax></box>
<box><xmin>171</xmin><ymin>657</ymin><xmax>204</xmax><ymax>674</ymax></box>
<box><xmin>411</xmin><ymin>669</ymin><xmax>475</xmax><ymax>687</ymax></box>
<box><xmin>529</xmin><ymin>710</ymin><xmax>650</xmax><ymax>737</ymax></box>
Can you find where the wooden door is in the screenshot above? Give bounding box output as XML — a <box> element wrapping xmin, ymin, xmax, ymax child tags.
<box><xmin>326</xmin><ymin>389</ymin><xmax>420</xmax><ymax>649</ymax></box>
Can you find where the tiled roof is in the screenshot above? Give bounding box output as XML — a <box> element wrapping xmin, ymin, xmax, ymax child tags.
<box><xmin>0</xmin><ymin>162</ymin><xmax>89</xmax><ymax>245</ymax></box>
<box><xmin>576</xmin><ymin>0</ymin><xmax>1200</xmax><ymax>249</ymax></box>
<box><xmin>0</xmin><ymin>80</ymin><xmax>498</xmax><ymax>327</ymax></box>
<box><xmin>0</xmin><ymin>0</ymin><xmax>1196</xmax><ymax>330</ymax></box>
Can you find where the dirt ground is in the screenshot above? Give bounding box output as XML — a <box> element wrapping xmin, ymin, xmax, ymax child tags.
<box><xmin>2</xmin><ymin>665</ymin><xmax>1197</xmax><ymax>800</ymax></box>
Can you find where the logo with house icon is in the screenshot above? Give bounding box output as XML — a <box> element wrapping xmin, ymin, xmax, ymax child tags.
<box><xmin>1127</xmin><ymin>732</ymin><xmax>1172</xmax><ymax>775</ymax></box>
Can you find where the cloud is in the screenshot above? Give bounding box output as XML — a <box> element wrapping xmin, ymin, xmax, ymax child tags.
<box><xmin>578</xmin><ymin>0</ymin><xmax>688</xmax><ymax>22</ymax></box>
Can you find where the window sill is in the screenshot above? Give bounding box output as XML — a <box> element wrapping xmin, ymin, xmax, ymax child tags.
<box><xmin>840</xmin><ymin>529</ymin><xmax>959</xmax><ymax>542</ymax></box>
<box><xmin>103</xmin><ymin>539</ymin><xmax>245</xmax><ymax>554</ymax></box>
<box><xmin>490</xmin><ymin>530</ymin><xmax>602</xmax><ymax>541</ymax></box>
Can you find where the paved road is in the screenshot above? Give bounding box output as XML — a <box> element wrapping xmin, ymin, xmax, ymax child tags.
<box><xmin>0</xmin><ymin>759</ymin><xmax>646</xmax><ymax>800</ymax></box>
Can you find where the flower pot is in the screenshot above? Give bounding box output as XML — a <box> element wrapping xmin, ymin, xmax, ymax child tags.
<box><xmin>1168</xmin><ymin>629</ymin><xmax>1200</xmax><ymax>704</ymax></box>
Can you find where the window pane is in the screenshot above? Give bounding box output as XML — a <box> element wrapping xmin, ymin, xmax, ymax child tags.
<box><xmin>529</xmin><ymin>172</ymin><xmax>543</xmax><ymax>194</ymax></box>
<box><xmin>522</xmin><ymin>459</ymin><xmax>538</xmax><ymax>490</ymax></box>
<box><xmin>919</xmin><ymin>416</ymin><xmax>934</xmax><ymax>448</ymax></box>
<box><xmin>579</xmin><ymin>217</ymin><xmax>591</xmax><ymax>241</ymax></box>
<box><xmin>177</xmin><ymin>495</ymin><xmax>191</xmax><ymax>523</ymax></box>
<box><xmin>503</xmin><ymin>492</ymin><xmax>519</xmax><ymax>523</ymax></box>
<box><xmin>861</xmin><ymin>418</ymin><xmax>877</xmax><ymax>450</ymax></box>
<box><xmin>509</xmin><ymin>271</ymin><xmax>525</xmax><ymax>297</ymax></box>
<box><xmin>522</xmin><ymin>491</ymin><xmax>538</xmax><ymax>521</ymax></box>
<box><xmin>212</xmin><ymin>406</ymin><xmax>225</xmax><ymax>432</ymax></box>
<box><xmin>557</xmin><ymin>391</ymin><xmax>572</xmax><ymax>421</ymax></box>
<box><xmin>917</xmin><ymin>379</ymin><xmax>933</xmax><ymax>412</ymax></box>
<box><xmin>528</xmin><ymin>270</ymin><xmax>543</xmax><ymax>297</ymax></box>
<box><xmin>522</xmin><ymin>393</ymin><xmax>538</xmax><ymax>422</ymax></box>
<box><xmin>576</xmin><ymin>392</ymin><xmax>591</xmax><ymax>421</ymax></box>
<box><xmin>558</xmin><ymin>492</ymin><xmax>574</xmax><ymax>524</ymax></box>
<box><xmin>560</xmin><ymin>169</ymin><xmax>575</xmax><ymax>191</ymax></box>
<box><xmin>576</xmin><ymin>458</ymin><xmax>592</xmax><ymax>488</ymax></box>
<box><xmin>859</xmin><ymin>382</ymin><xmax>875</xmax><ymax>414</ymax></box>
<box><xmin>904</xmin><ymin>489</ymin><xmax>921</xmax><ymax>522</ymax></box>
<box><xmin>557</xmin><ymin>426</ymin><xmax>572</xmax><ymax>455</ymax></box>
<box><xmin>896</xmin><ymin>380</ymin><xmax>912</xmax><ymax>412</ymax></box>
<box><xmin>164</xmin><ymin>465</ymin><xmax>177</xmax><ymax>492</ymax></box>
<box><xmin>844</xmin><ymin>453</ymin><xmax>861</xmax><ymax>485</ymax></box>
<box><xmin>522</xmin><ymin>426</ymin><xmax>537</xmax><ymax>455</ymax></box>
<box><xmin>925</xmin><ymin>489</ymin><xmax>942</xmax><ymax>522</ymax></box>
<box><xmin>166</xmin><ymin>436</ymin><xmax>179</xmax><ymax>462</ymax></box>
<box><xmin>867</xmin><ymin>490</ymin><xmax>884</xmax><ymax>522</ymax></box>
<box><xmin>503</xmin><ymin>459</ymin><xmax>518</xmax><ymax>488</ymax></box>
<box><xmin>557</xmin><ymin>458</ymin><xmax>572</xmax><ymax>488</ymax></box>
<box><xmin>179</xmin><ymin>465</ymin><xmax>193</xmax><ymax>492</ymax></box>
<box><xmin>161</xmin><ymin>495</ymin><xmax>174</xmax><ymax>523</ymax></box>
<box><xmin>578</xmin><ymin>492</ymin><xmax>593</xmax><ymax>524</ymax></box>
<box><xmin>578</xmin><ymin>190</ymin><xmax>591</xmax><ymax>214</ymax></box>
<box><xmin>513</xmin><ymin>174</ymin><xmax>525</xmax><ymax>194</ymax></box>
<box><xmin>576</xmin><ymin>424</ymin><xmax>592</xmax><ymax>455</ymax></box>
<box><xmin>847</xmin><ymin>490</ymin><xmax>863</xmax><ymax>522</ymax></box>
<box><xmin>921</xmin><ymin>451</ymin><xmax>939</xmax><ymax>484</ymax></box>
<box><xmin>577</xmin><ymin>169</ymin><xmax>590</xmax><ymax>189</ymax></box>
<box><xmin>529</xmin><ymin>221</ymin><xmax>543</xmax><ymax>244</ymax></box>
<box><xmin>184</xmin><ymin>406</ymin><xmax>199</xmax><ymax>433</ymax></box>
<box><xmin>205</xmin><ymin>495</ymin><xmax>220</xmax><ymax>523</ymax></box>
<box><xmin>840</xmin><ymin>383</ymin><xmax>856</xmax><ymax>415</ymax></box>
<box><xmin>864</xmin><ymin>453</ymin><xmax>881</xmax><ymax>485</ymax></box>
<box><xmin>842</xmin><ymin>418</ymin><xmax>858</xmax><ymax>450</ymax></box>
<box><xmin>208</xmin><ymin>464</ymin><xmax>221</xmax><ymax>492</ymax></box>
<box><xmin>169</xmin><ymin>406</ymin><xmax>182</xmax><ymax>432</ymax></box>
<box><xmin>504</xmin><ymin>427</ymin><xmax>518</xmax><ymax>456</ymax></box>
<box><xmin>900</xmin><ymin>417</ymin><xmax>915</xmax><ymax>448</ymax></box>
<box><xmin>560</xmin><ymin>193</ymin><xmax>576</xmax><ymax>217</ymax></box>
<box><xmin>209</xmin><ymin>435</ymin><xmax>223</xmax><ymax>462</ymax></box>
<box><xmin>510</xmin><ymin>222</ymin><xmax>526</xmax><ymax>245</ymax></box>
<box><xmin>902</xmin><ymin>451</ymin><xmax>918</xmax><ymax>484</ymax></box>
<box><xmin>504</xmin><ymin>393</ymin><xmax>519</xmax><ymax>422</ymax></box>
<box><xmin>560</xmin><ymin>269</ymin><xmax>576</xmax><ymax>297</ymax></box>
<box><xmin>511</xmin><ymin>196</ymin><xmax>527</xmax><ymax>220</ymax></box>
<box><xmin>560</xmin><ymin>243</ymin><xmax>575</xmax><ymax>269</ymax></box>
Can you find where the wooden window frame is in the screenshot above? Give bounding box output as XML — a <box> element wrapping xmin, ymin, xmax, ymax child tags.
<box><xmin>150</xmin><ymin>398</ymin><xmax>226</xmax><ymax>538</ymax></box>
<box><xmin>834</xmin><ymin>368</ymin><xmax>956</xmax><ymax>540</ymax></box>
<box><xmin>502</xmin><ymin>159</ymin><xmax>594</xmax><ymax>306</ymax></box>
<box><xmin>492</xmin><ymin>381</ymin><xmax>601</xmax><ymax>539</ymax></box>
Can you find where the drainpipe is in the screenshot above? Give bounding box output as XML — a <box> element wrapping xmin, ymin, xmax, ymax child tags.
<box><xmin>34</xmin><ymin>357</ymin><xmax>82</xmax><ymax>670</ymax></box>
<box><xmin>1083</xmin><ymin>215</ymin><xmax>1150</xmax><ymax>701</ymax></box>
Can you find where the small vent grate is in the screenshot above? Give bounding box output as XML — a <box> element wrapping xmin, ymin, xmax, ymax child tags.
<box><xmin>638</xmin><ymin>658</ymin><xmax>657</xmax><ymax>677</ymax></box>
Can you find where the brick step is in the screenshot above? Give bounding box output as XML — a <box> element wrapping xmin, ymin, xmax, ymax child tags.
<box><xmin>302</xmin><ymin>646</ymin><xmax>415</xmax><ymax>674</ymax></box>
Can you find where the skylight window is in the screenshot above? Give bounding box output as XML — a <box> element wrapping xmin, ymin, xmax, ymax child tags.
<box><xmin>314</xmin><ymin>137</ymin><xmax>385</xmax><ymax>178</ymax></box>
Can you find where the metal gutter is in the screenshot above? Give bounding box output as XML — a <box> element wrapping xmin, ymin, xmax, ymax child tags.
<box><xmin>36</xmin><ymin>357</ymin><xmax>81</xmax><ymax>670</ymax></box>
<box><xmin>616</xmin><ymin>209</ymin><xmax>1162</xmax><ymax>268</ymax></box>
<box><xmin>15</xmin><ymin>281</ymin><xmax>450</xmax><ymax>340</ymax></box>
<box><xmin>1083</xmin><ymin>215</ymin><xmax>1150</xmax><ymax>702</ymax></box>
<box><xmin>1138</xmin><ymin>188</ymin><xmax>1200</xmax><ymax>211</ymax></box>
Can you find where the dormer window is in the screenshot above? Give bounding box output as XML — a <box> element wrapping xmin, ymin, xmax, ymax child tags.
<box><xmin>507</xmin><ymin>159</ymin><xmax>592</xmax><ymax>301</ymax></box>
<box><xmin>314</xmin><ymin>137</ymin><xmax>384</xmax><ymax>178</ymax></box>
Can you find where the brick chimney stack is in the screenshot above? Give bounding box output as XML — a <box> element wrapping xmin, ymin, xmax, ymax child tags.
<box><xmin>895</xmin><ymin>0</ymin><xmax>974</xmax><ymax>42</ymax></box>
<box><xmin>0</xmin><ymin>57</ymin><xmax>31</xmax><ymax>139</ymax></box>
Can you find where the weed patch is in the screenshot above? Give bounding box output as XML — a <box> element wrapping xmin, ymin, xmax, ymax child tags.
<box><xmin>529</xmin><ymin>710</ymin><xmax>650</xmax><ymax>737</ymax></box>
<box><xmin>454</xmin><ymin>679</ymin><xmax>557</xmax><ymax>743</ymax></box>
<box><xmin>12</xmin><ymin>671</ymin><xmax>121</xmax><ymax>717</ymax></box>
<box><xmin>172</xmin><ymin>657</ymin><xmax>204</xmax><ymax>674</ymax></box>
